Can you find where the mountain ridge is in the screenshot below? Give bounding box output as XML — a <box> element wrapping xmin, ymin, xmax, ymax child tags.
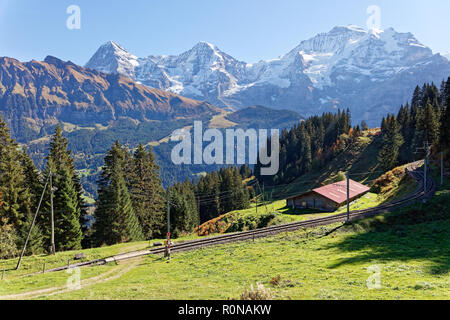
<box><xmin>85</xmin><ymin>25</ymin><xmax>450</xmax><ymax>126</ymax></box>
<box><xmin>0</xmin><ymin>55</ymin><xmax>221</xmax><ymax>140</ymax></box>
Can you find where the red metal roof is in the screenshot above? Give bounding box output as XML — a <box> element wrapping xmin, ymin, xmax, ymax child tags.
<box><xmin>287</xmin><ymin>179</ymin><xmax>370</xmax><ymax>205</ymax></box>
<box><xmin>312</xmin><ymin>179</ymin><xmax>370</xmax><ymax>204</ymax></box>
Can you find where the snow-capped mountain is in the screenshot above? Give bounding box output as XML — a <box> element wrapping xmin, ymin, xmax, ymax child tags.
<box><xmin>86</xmin><ymin>41</ymin><xmax>139</xmax><ymax>79</ymax></box>
<box><xmin>443</xmin><ymin>51</ymin><xmax>450</xmax><ymax>61</ymax></box>
<box><xmin>85</xmin><ymin>26</ymin><xmax>450</xmax><ymax>126</ymax></box>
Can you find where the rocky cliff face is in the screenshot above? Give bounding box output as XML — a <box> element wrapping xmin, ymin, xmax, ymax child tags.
<box><xmin>0</xmin><ymin>55</ymin><xmax>219</xmax><ymax>139</ymax></box>
<box><xmin>86</xmin><ymin>26</ymin><xmax>450</xmax><ymax>126</ymax></box>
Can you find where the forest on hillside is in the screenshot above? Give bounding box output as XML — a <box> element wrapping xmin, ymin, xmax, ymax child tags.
<box><xmin>256</xmin><ymin>78</ymin><xmax>450</xmax><ymax>187</ymax></box>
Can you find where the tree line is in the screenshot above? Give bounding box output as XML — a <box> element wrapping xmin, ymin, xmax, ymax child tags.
<box><xmin>0</xmin><ymin>122</ymin><xmax>85</xmax><ymax>258</ymax></box>
<box><xmin>255</xmin><ymin>109</ymin><xmax>353</xmax><ymax>186</ymax></box>
<box><xmin>0</xmin><ymin>118</ymin><xmax>252</xmax><ymax>258</ymax></box>
<box><xmin>378</xmin><ymin>78</ymin><xmax>450</xmax><ymax>170</ymax></box>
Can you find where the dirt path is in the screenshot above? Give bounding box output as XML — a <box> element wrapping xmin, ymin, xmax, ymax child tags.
<box><xmin>0</xmin><ymin>259</ymin><xmax>140</xmax><ymax>300</ymax></box>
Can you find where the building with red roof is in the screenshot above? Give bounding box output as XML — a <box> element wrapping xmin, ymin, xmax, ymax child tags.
<box><xmin>286</xmin><ymin>179</ymin><xmax>370</xmax><ymax>212</ymax></box>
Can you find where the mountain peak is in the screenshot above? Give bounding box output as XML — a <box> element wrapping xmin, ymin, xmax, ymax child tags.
<box><xmin>85</xmin><ymin>40</ymin><xmax>138</xmax><ymax>77</ymax></box>
<box><xmin>188</xmin><ymin>41</ymin><xmax>221</xmax><ymax>55</ymax></box>
<box><xmin>44</xmin><ymin>55</ymin><xmax>64</xmax><ymax>65</ymax></box>
<box><xmin>332</xmin><ymin>25</ymin><xmax>367</xmax><ymax>33</ymax></box>
<box><xmin>101</xmin><ymin>40</ymin><xmax>128</xmax><ymax>52</ymax></box>
<box><xmin>194</xmin><ymin>41</ymin><xmax>217</xmax><ymax>49</ymax></box>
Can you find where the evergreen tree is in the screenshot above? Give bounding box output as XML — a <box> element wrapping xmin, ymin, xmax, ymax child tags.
<box><xmin>412</xmin><ymin>85</ymin><xmax>422</xmax><ymax>107</ymax></box>
<box><xmin>378</xmin><ymin>115</ymin><xmax>404</xmax><ymax>170</ymax></box>
<box><xmin>397</xmin><ymin>104</ymin><xmax>414</xmax><ymax>163</ymax></box>
<box><xmin>53</xmin><ymin>166</ymin><xmax>83</xmax><ymax>250</ymax></box>
<box><xmin>169</xmin><ymin>181</ymin><xmax>200</xmax><ymax>236</ymax></box>
<box><xmin>94</xmin><ymin>141</ymin><xmax>143</xmax><ymax>245</ymax></box>
<box><xmin>0</xmin><ymin>116</ymin><xmax>32</xmax><ymax>230</ymax></box>
<box><xmin>441</xmin><ymin>96</ymin><xmax>450</xmax><ymax>151</ymax></box>
<box><xmin>361</xmin><ymin>120</ymin><xmax>369</xmax><ymax>131</ymax></box>
<box><xmin>17</xmin><ymin>148</ymin><xmax>44</xmax><ymax>255</ymax></box>
<box><xmin>413</xmin><ymin>100</ymin><xmax>440</xmax><ymax>149</ymax></box>
<box><xmin>197</xmin><ymin>171</ymin><xmax>221</xmax><ymax>223</ymax></box>
<box><xmin>127</xmin><ymin>144</ymin><xmax>166</xmax><ymax>239</ymax></box>
<box><xmin>19</xmin><ymin>147</ymin><xmax>41</xmax><ymax>210</ymax></box>
<box><xmin>41</xmin><ymin>125</ymin><xmax>83</xmax><ymax>251</ymax></box>
<box><xmin>17</xmin><ymin>211</ymin><xmax>44</xmax><ymax>256</ymax></box>
<box><xmin>239</xmin><ymin>164</ymin><xmax>252</xmax><ymax>179</ymax></box>
<box><xmin>0</xmin><ymin>218</ymin><xmax>18</xmax><ymax>259</ymax></box>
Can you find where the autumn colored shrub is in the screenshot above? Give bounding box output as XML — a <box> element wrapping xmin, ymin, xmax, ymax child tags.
<box><xmin>371</xmin><ymin>166</ymin><xmax>406</xmax><ymax>194</ymax></box>
<box><xmin>0</xmin><ymin>218</ymin><xmax>18</xmax><ymax>259</ymax></box>
<box><xmin>270</xmin><ymin>275</ymin><xmax>281</xmax><ymax>286</ymax></box>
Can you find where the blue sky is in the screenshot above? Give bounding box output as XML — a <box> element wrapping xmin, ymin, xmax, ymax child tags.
<box><xmin>0</xmin><ymin>0</ymin><xmax>449</xmax><ymax>65</ymax></box>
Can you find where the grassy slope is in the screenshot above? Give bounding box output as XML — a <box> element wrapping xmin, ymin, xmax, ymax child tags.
<box><xmin>0</xmin><ymin>234</ymin><xmax>207</xmax><ymax>295</ymax></box>
<box><xmin>1</xmin><ymin>174</ymin><xmax>446</xmax><ymax>300</ymax></box>
<box><xmin>195</xmin><ymin>146</ymin><xmax>418</xmax><ymax>236</ymax></box>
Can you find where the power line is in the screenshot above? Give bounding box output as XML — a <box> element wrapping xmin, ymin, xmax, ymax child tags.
<box><xmin>16</xmin><ymin>173</ymin><xmax>51</xmax><ymax>270</ymax></box>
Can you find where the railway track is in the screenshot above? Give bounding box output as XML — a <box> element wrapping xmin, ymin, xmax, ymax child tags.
<box><xmin>44</xmin><ymin>161</ymin><xmax>435</xmax><ymax>273</ymax></box>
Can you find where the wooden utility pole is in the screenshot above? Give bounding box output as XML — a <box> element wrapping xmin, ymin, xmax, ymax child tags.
<box><xmin>423</xmin><ymin>141</ymin><xmax>430</xmax><ymax>203</ymax></box>
<box><xmin>262</xmin><ymin>183</ymin><xmax>265</xmax><ymax>203</ymax></box>
<box><xmin>255</xmin><ymin>187</ymin><xmax>258</xmax><ymax>214</ymax></box>
<box><xmin>50</xmin><ymin>172</ymin><xmax>56</xmax><ymax>255</ymax></box>
<box><xmin>346</xmin><ymin>172</ymin><xmax>350</xmax><ymax>223</ymax></box>
<box><xmin>256</xmin><ymin>181</ymin><xmax>268</xmax><ymax>213</ymax></box>
<box><xmin>165</xmin><ymin>190</ymin><xmax>171</xmax><ymax>260</ymax></box>
<box><xmin>16</xmin><ymin>175</ymin><xmax>50</xmax><ymax>270</ymax></box>
<box><xmin>167</xmin><ymin>190</ymin><xmax>170</xmax><ymax>236</ymax></box>
<box><xmin>197</xmin><ymin>196</ymin><xmax>200</xmax><ymax>215</ymax></box>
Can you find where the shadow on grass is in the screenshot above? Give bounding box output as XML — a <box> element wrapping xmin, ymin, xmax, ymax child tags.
<box><xmin>325</xmin><ymin>190</ymin><xmax>450</xmax><ymax>275</ymax></box>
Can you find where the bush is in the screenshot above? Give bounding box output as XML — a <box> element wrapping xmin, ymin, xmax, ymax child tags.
<box><xmin>227</xmin><ymin>212</ymin><xmax>276</xmax><ymax>233</ymax></box>
<box><xmin>240</xmin><ymin>283</ymin><xmax>272</xmax><ymax>300</ymax></box>
<box><xmin>371</xmin><ymin>165</ymin><xmax>409</xmax><ymax>195</ymax></box>
<box><xmin>195</xmin><ymin>211</ymin><xmax>278</xmax><ymax>236</ymax></box>
<box><xmin>0</xmin><ymin>219</ymin><xmax>19</xmax><ymax>259</ymax></box>
<box><xmin>270</xmin><ymin>275</ymin><xmax>281</xmax><ymax>286</ymax></box>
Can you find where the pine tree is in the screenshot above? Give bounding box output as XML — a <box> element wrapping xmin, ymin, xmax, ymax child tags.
<box><xmin>197</xmin><ymin>171</ymin><xmax>221</xmax><ymax>223</ymax></box>
<box><xmin>0</xmin><ymin>218</ymin><xmax>18</xmax><ymax>259</ymax></box>
<box><xmin>41</xmin><ymin>125</ymin><xmax>83</xmax><ymax>251</ymax></box>
<box><xmin>361</xmin><ymin>120</ymin><xmax>369</xmax><ymax>131</ymax></box>
<box><xmin>378</xmin><ymin>115</ymin><xmax>404</xmax><ymax>170</ymax></box>
<box><xmin>412</xmin><ymin>100</ymin><xmax>440</xmax><ymax>150</ymax></box>
<box><xmin>94</xmin><ymin>141</ymin><xmax>143</xmax><ymax>245</ymax></box>
<box><xmin>127</xmin><ymin>144</ymin><xmax>166</xmax><ymax>239</ymax></box>
<box><xmin>397</xmin><ymin>104</ymin><xmax>414</xmax><ymax>163</ymax></box>
<box><xmin>17</xmin><ymin>148</ymin><xmax>44</xmax><ymax>255</ymax></box>
<box><xmin>441</xmin><ymin>96</ymin><xmax>450</xmax><ymax>151</ymax></box>
<box><xmin>0</xmin><ymin>116</ymin><xmax>32</xmax><ymax>230</ymax></box>
<box><xmin>17</xmin><ymin>211</ymin><xmax>44</xmax><ymax>256</ymax></box>
<box><xmin>239</xmin><ymin>164</ymin><xmax>252</xmax><ymax>179</ymax></box>
<box><xmin>53</xmin><ymin>166</ymin><xmax>83</xmax><ymax>250</ymax></box>
<box><xmin>169</xmin><ymin>181</ymin><xmax>199</xmax><ymax>236</ymax></box>
<box><xmin>412</xmin><ymin>85</ymin><xmax>422</xmax><ymax>107</ymax></box>
<box><xmin>232</xmin><ymin>168</ymin><xmax>250</xmax><ymax>209</ymax></box>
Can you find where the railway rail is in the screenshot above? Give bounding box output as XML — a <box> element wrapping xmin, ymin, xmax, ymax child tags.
<box><xmin>43</xmin><ymin>161</ymin><xmax>435</xmax><ymax>273</ymax></box>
